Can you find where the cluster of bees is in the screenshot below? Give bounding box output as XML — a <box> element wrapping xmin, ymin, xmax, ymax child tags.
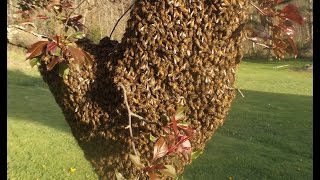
<box><xmin>38</xmin><ymin>0</ymin><xmax>248</xmax><ymax>179</ymax></box>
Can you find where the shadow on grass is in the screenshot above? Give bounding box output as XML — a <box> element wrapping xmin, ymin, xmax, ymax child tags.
<box><xmin>7</xmin><ymin>69</ymin><xmax>47</xmax><ymax>88</ymax></box>
<box><xmin>8</xmin><ymin>69</ymin><xmax>313</xmax><ymax>179</ymax></box>
<box><xmin>8</xmin><ymin>69</ymin><xmax>71</xmax><ymax>133</ymax></box>
<box><xmin>183</xmin><ymin>89</ymin><xmax>312</xmax><ymax>179</ymax></box>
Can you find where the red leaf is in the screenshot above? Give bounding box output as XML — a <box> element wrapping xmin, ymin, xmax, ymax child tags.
<box><xmin>147</xmin><ymin>172</ymin><xmax>160</xmax><ymax>180</ymax></box>
<box><xmin>52</xmin><ymin>35</ymin><xmax>60</xmax><ymax>44</ymax></box>
<box><xmin>279</xmin><ymin>4</ymin><xmax>304</xmax><ymax>25</ymax></box>
<box><xmin>47</xmin><ymin>56</ymin><xmax>59</xmax><ymax>71</ymax></box>
<box><xmin>286</xmin><ymin>38</ymin><xmax>298</xmax><ymax>58</ymax></box>
<box><xmin>176</xmin><ymin>138</ymin><xmax>192</xmax><ymax>163</ymax></box>
<box><xmin>166</xmin><ymin>134</ymin><xmax>176</xmax><ymax>148</ymax></box>
<box><xmin>36</xmin><ymin>15</ymin><xmax>49</xmax><ymax>20</ymax></box>
<box><xmin>168</xmin><ymin>135</ymin><xmax>191</xmax><ymax>155</ymax></box>
<box><xmin>273</xmin><ymin>39</ymin><xmax>287</xmax><ymax>49</ymax></box>
<box><xmin>67</xmin><ymin>46</ymin><xmax>86</xmax><ymax>65</ymax></box>
<box><xmin>153</xmin><ymin>137</ymin><xmax>168</xmax><ymax>161</ymax></box>
<box><xmin>47</xmin><ymin>42</ymin><xmax>58</xmax><ymax>54</ymax></box>
<box><xmin>70</xmin><ymin>15</ymin><xmax>83</xmax><ymax>22</ymax></box>
<box><xmin>26</xmin><ymin>41</ymin><xmax>49</xmax><ymax>60</ymax></box>
<box><xmin>171</xmin><ymin>116</ymin><xmax>179</xmax><ymax>136</ymax></box>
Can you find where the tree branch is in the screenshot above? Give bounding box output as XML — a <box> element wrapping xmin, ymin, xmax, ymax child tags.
<box><xmin>246</xmin><ymin>37</ymin><xmax>273</xmax><ymax>49</ymax></box>
<box><xmin>110</xmin><ymin>1</ymin><xmax>136</xmax><ymax>38</ymax></box>
<box><xmin>7</xmin><ymin>25</ymin><xmax>49</xmax><ymax>49</ymax></box>
<box><xmin>119</xmin><ymin>83</ymin><xmax>156</xmax><ymax>155</ymax></box>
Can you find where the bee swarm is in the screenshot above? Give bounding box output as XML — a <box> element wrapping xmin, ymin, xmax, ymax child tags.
<box><xmin>39</xmin><ymin>0</ymin><xmax>248</xmax><ymax>179</ymax></box>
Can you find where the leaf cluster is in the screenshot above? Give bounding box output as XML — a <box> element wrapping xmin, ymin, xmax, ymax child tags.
<box><xmin>123</xmin><ymin>107</ymin><xmax>202</xmax><ymax>180</ymax></box>
<box><xmin>247</xmin><ymin>0</ymin><xmax>304</xmax><ymax>59</ymax></box>
<box><xmin>26</xmin><ymin>34</ymin><xmax>93</xmax><ymax>78</ymax></box>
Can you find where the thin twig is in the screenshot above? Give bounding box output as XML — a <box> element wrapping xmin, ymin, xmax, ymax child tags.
<box><xmin>63</xmin><ymin>0</ymin><xmax>87</xmax><ymax>34</ymax></box>
<box><xmin>109</xmin><ymin>1</ymin><xmax>136</xmax><ymax>38</ymax></box>
<box><xmin>249</xmin><ymin>1</ymin><xmax>266</xmax><ymax>16</ymax></box>
<box><xmin>119</xmin><ymin>83</ymin><xmax>138</xmax><ymax>155</ymax></box>
<box><xmin>120</xmin><ymin>83</ymin><xmax>156</xmax><ymax>155</ymax></box>
<box><xmin>247</xmin><ymin>37</ymin><xmax>272</xmax><ymax>49</ymax></box>
<box><xmin>237</xmin><ymin>88</ymin><xmax>245</xmax><ymax>97</ymax></box>
<box><xmin>225</xmin><ymin>86</ymin><xmax>245</xmax><ymax>98</ymax></box>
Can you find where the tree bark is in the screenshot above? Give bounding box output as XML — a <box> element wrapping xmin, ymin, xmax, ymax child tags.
<box><xmin>7</xmin><ymin>25</ymin><xmax>48</xmax><ymax>49</ymax></box>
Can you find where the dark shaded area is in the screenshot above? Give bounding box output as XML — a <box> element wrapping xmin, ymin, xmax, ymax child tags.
<box><xmin>8</xmin><ymin>69</ymin><xmax>72</xmax><ymax>133</ymax></box>
<box><xmin>8</xmin><ymin>69</ymin><xmax>46</xmax><ymax>88</ymax></box>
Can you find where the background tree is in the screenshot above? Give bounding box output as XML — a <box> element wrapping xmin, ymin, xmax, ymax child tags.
<box><xmin>7</xmin><ymin>0</ymin><xmax>306</xmax><ymax>179</ymax></box>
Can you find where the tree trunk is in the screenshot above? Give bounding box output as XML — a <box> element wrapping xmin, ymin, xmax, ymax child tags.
<box><xmin>9</xmin><ymin>1</ymin><xmax>248</xmax><ymax>179</ymax></box>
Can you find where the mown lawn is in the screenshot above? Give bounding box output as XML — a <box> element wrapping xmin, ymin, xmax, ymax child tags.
<box><xmin>8</xmin><ymin>45</ymin><xmax>312</xmax><ymax>179</ymax></box>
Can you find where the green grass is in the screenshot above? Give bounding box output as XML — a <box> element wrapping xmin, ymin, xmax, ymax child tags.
<box><xmin>183</xmin><ymin>59</ymin><xmax>313</xmax><ymax>179</ymax></box>
<box><xmin>8</xmin><ymin>46</ymin><xmax>312</xmax><ymax>180</ymax></box>
<box><xmin>7</xmin><ymin>46</ymin><xmax>98</xmax><ymax>180</ymax></box>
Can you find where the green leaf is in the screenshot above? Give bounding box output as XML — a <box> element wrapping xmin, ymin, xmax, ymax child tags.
<box><xmin>160</xmin><ymin>114</ymin><xmax>170</xmax><ymax>123</ymax></box>
<box><xmin>53</xmin><ymin>47</ymin><xmax>62</xmax><ymax>56</ymax></box>
<box><xmin>115</xmin><ymin>170</ymin><xmax>126</xmax><ymax>180</ymax></box>
<box><xmin>160</xmin><ymin>165</ymin><xmax>177</xmax><ymax>178</ymax></box>
<box><xmin>177</xmin><ymin>121</ymin><xmax>190</xmax><ymax>126</ymax></box>
<box><xmin>129</xmin><ymin>154</ymin><xmax>145</xmax><ymax>170</ymax></box>
<box><xmin>29</xmin><ymin>57</ymin><xmax>39</xmax><ymax>68</ymax></box>
<box><xmin>58</xmin><ymin>62</ymin><xmax>69</xmax><ymax>79</ymax></box>
<box><xmin>175</xmin><ymin>106</ymin><xmax>187</xmax><ymax>121</ymax></box>
<box><xmin>73</xmin><ymin>32</ymin><xmax>86</xmax><ymax>39</ymax></box>
<box><xmin>150</xmin><ymin>134</ymin><xmax>157</xmax><ymax>142</ymax></box>
<box><xmin>191</xmin><ymin>150</ymin><xmax>203</xmax><ymax>161</ymax></box>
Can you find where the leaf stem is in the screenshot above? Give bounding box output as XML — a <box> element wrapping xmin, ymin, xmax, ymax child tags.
<box><xmin>63</xmin><ymin>0</ymin><xmax>87</xmax><ymax>35</ymax></box>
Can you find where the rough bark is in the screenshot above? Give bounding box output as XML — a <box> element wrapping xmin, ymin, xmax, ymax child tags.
<box><xmin>9</xmin><ymin>0</ymin><xmax>248</xmax><ymax>179</ymax></box>
<box><xmin>7</xmin><ymin>25</ymin><xmax>48</xmax><ymax>49</ymax></box>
